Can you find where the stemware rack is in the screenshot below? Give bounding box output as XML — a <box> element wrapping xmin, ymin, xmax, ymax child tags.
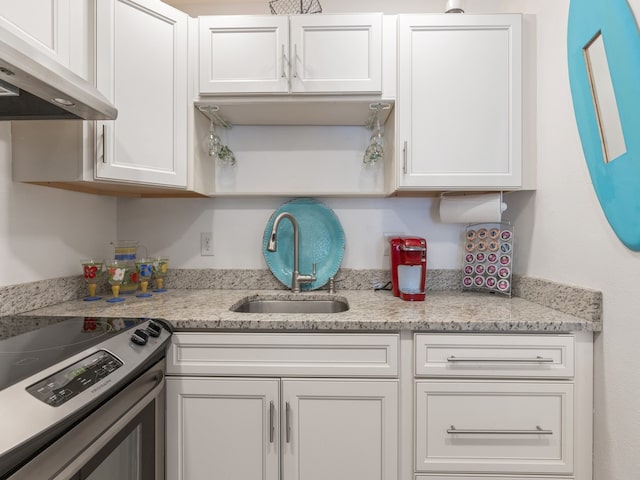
<box><xmin>197</xmin><ymin>105</ymin><xmax>232</xmax><ymax>129</ymax></box>
<box><xmin>366</xmin><ymin>102</ymin><xmax>392</xmax><ymax>129</ymax></box>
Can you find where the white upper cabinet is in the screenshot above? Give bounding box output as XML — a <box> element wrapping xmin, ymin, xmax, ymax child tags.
<box><xmin>396</xmin><ymin>14</ymin><xmax>523</xmax><ymax>190</ymax></box>
<box><xmin>95</xmin><ymin>0</ymin><xmax>188</xmax><ymax>187</ymax></box>
<box><xmin>0</xmin><ymin>0</ymin><xmax>92</xmax><ymax>80</ymax></box>
<box><xmin>199</xmin><ymin>15</ymin><xmax>290</xmax><ymax>94</ymax></box>
<box><xmin>198</xmin><ymin>13</ymin><xmax>383</xmax><ymax>95</ymax></box>
<box><xmin>12</xmin><ymin>0</ymin><xmax>207</xmax><ymax>197</ymax></box>
<box><xmin>288</xmin><ymin>14</ymin><xmax>382</xmax><ymax>94</ymax></box>
<box><xmin>0</xmin><ymin>0</ymin><xmax>71</xmax><ymax>68</ymax></box>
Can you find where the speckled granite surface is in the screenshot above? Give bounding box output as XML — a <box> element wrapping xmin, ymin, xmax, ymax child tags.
<box><xmin>1</xmin><ymin>269</ymin><xmax>602</xmax><ymax>333</ymax></box>
<box><xmin>17</xmin><ymin>288</ymin><xmax>600</xmax><ymax>333</ymax></box>
<box><xmin>0</xmin><ymin>269</ymin><xmax>458</xmax><ymax>317</ymax></box>
<box><xmin>0</xmin><ymin>276</ymin><xmax>85</xmax><ymax>317</ymax></box>
<box><xmin>512</xmin><ymin>275</ymin><xmax>602</xmax><ymax>322</ymax></box>
<box><xmin>161</xmin><ymin>268</ymin><xmax>461</xmax><ymax>292</ymax></box>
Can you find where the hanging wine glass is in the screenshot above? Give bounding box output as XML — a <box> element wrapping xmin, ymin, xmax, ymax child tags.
<box><xmin>218</xmin><ymin>144</ymin><xmax>236</xmax><ymax>166</ymax></box>
<box><xmin>208</xmin><ymin>118</ymin><xmax>223</xmax><ymax>159</ymax></box>
<box><xmin>202</xmin><ymin>106</ymin><xmax>237</xmax><ymax>167</ymax></box>
<box><xmin>363</xmin><ymin>107</ymin><xmax>384</xmax><ymax>166</ymax></box>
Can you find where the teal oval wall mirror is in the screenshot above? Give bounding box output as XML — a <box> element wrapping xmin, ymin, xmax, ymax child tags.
<box><xmin>568</xmin><ymin>0</ymin><xmax>640</xmax><ymax>250</ymax></box>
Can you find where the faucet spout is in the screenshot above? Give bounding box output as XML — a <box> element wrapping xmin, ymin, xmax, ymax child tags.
<box><xmin>267</xmin><ymin>212</ymin><xmax>316</xmax><ymax>292</ymax></box>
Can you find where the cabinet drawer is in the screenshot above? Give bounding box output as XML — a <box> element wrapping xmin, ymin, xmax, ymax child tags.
<box><xmin>167</xmin><ymin>332</ymin><xmax>399</xmax><ymax>377</ymax></box>
<box><xmin>415</xmin><ymin>334</ymin><xmax>575</xmax><ymax>378</ymax></box>
<box><xmin>415</xmin><ymin>381</ymin><xmax>574</xmax><ymax>475</ymax></box>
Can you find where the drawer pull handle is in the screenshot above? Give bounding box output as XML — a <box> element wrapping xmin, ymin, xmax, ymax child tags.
<box><xmin>269</xmin><ymin>401</ymin><xmax>275</xmax><ymax>443</ymax></box>
<box><xmin>446</xmin><ymin>355</ymin><xmax>554</xmax><ymax>363</ymax></box>
<box><xmin>447</xmin><ymin>425</ymin><xmax>554</xmax><ymax>435</ymax></box>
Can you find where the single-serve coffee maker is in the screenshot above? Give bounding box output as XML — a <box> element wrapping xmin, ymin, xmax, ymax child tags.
<box><xmin>390</xmin><ymin>236</ymin><xmax>427</xmax><ymax>301</ymax></box>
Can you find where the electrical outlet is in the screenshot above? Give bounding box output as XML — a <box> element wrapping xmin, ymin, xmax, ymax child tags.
<box><xmin>201</xmin><ymin>232</ymin><xmax>214</xmax><ymax>256</ymax></box>
<box><xmin>382</xmin><ymin>232</ymin><xmax>404</xmax><ymax>256</ymax></box>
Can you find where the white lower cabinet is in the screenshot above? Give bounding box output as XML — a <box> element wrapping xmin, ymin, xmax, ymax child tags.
<box><xmin>415</xmin><ymin>381</ymin><xmax>573</xmax><ymax>475</ymax></box>
<box><xmin>166</xmin><ymin>377</ymin><xmax>280</xmax><ymax>480</ymax></box>
<box><xmin>413</xmin><ymin>333</ymin><xmax>593</xmax><ymax>480</ymax></box>
<box><xmin>166</xmin><ymin>333</ymin><xmax>399</xmax><ymax>480</ymax></box>
<box><xmin>282</xmin><ymin>379</ymin><xmax>398</xmax><ymax>480</ymax></box>
<box><xmin>166</xmin><ymin>331</ymin><xmax>592</xmax><ymax>480</ymax></box>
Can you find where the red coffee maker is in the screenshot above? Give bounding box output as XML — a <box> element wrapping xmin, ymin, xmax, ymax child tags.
<box><xmin>390</xmin><ymin>237</ymin><xmax>427</xmax><ymax>301</ymax></box>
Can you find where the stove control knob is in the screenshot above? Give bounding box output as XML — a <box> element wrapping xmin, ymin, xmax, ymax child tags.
<box><xmin>147</xmin><ymin>322</ymin><xmax>162</xmax><ymax>337</ymax></box>
<box><xmin>131</xmin><ymin>329</ymin><xmax>149</xmax><ymax>346</ymax></box>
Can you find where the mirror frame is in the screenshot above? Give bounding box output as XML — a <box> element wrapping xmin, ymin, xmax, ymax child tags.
<box><xmin>568</xmin><ymin>0</ymin><xmax>640</xmax><ymax>250</ymax></box>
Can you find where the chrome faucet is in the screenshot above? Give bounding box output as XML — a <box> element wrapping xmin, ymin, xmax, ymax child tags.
<box><xmin>267</xmin><ymin>212</ymin><xmax>316</xmax><ymax>293</ymax></box>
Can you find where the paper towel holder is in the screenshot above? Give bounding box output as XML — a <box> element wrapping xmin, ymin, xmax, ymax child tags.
<box><xmin>438</xmin><ymin>191</ymin><xmax>508</xmax><ymax>224</ymax></box>
<box><xmin>439</xmin><ymin>191</ymin><xmax>506</xmax><ymax>203</ymax></box>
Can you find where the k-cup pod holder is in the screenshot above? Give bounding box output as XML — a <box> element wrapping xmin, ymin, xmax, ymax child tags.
<box><xmin>461</xmin><ymin>222</ymin><xmax>513</xmax><ymax>296</ymax></box>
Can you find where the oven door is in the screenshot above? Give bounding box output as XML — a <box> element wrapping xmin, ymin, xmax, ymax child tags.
<box><xmin>8</xmin><ymin>359</ymin><xmax>165</xmax><ymax>480</ymax></box>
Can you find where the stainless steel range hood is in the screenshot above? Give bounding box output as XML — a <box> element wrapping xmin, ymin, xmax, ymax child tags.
<box><xmin>0</xmin><ymin>26</ymin><xmax>117</xmax><ymax>121</ymax></box>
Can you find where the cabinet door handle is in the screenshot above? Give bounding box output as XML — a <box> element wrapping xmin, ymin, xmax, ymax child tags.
<box><xmin>402</xmin><ymin>141</ymin><xmax>407</xmax><ymax>174</ymax></box>
<box><xmin>446</xmin><ymin>355</ymin><xmax>555</xmax><ymax>363</ymax></box>
<box><xmin>285</xmin><ymin>401</ymin><xmax>291</xmax><ymax>443</ymax></box>
<box><xmin>269</xmin><ymin>401</ymin><xmax>275</xmax><ymax>443</ymax></box>
<box><xmin>292</xmin><ymin>44</ymin><xmax>298</xmax><ymax>78</ymax></box>
<box><xmin>447</xmin><ymin>425</ymin><xmax>553</xmax><ymax>435</ymax></box>
<box><xmin>101</xmin><ymin>124</ymin><xmax>107</xmax><ymax>163</ymax></box>
<box><xmin>281</xmin><ymin>44</ymin><xmax>286</xmax><ymax>78</ymax></box>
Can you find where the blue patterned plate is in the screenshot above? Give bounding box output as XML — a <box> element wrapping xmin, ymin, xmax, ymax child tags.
<box><xmin>263</xmin><ymin>198</ymin><xmax>345</xmax><ymax>291</ymax></box>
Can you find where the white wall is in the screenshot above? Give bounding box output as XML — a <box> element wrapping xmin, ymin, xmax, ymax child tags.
<box><xmin>116</xmin><ymin>196</ymin><xmax>462</xmax><ymax>270</ymax></box>
<box><xmin>0</xmin><ymin>123</ymin><xmax>117</xmax><ymax>286</ymax></box>
<box><xmin>508</xmin><ymin>1</ymin><xmax>640</xmax><ymax>478</ymax></box>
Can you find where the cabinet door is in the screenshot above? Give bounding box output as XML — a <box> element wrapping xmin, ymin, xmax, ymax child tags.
<box><xmin>95</xmin><ymin>0</ymin><xmax>188</xmax><ymax>187</ymax></box>
<box><xmin>0</xmin><ymin>0</ymin><xmax>71</xmax><ymax>67</ymax></box>
<box><xmin>289</xmin><ymin>13</ymin><xmax>382</xmax><ymax>94</ymax></box>
<box><xmin>166</xmin><ymin>377</ymin><xmax>280</xmax><ymax>480</ymax></box>
<box><xmin>397</xmin><ymin>14</ymin><xmax>522</xmax><ymax>189</ymax></box>
<box><xmin>282</xmin><ymin>379</ymin><xmax>398</xmax><ymax>480</ymax></box>
<box><xmin>415</xmin><ymin>381</ymin><xmax>574</xmax><ymax>475</ymax></box>
<box><xmin>199</xmin><ymin>15</ymin><xmax>290</xmax><ymax>94</ymax></box>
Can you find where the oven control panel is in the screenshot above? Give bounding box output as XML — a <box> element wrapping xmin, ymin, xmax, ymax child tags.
<box><xmin>26</xmin><ymin>350</ymin><xmax>123</xmax><ymax>406</ymax></box>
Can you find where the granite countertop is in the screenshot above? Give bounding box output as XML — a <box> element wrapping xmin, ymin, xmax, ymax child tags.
<box><xmin>19</xmin><ymin>288</ymin><xmax>602</xmax><ymax>333</ymax></box>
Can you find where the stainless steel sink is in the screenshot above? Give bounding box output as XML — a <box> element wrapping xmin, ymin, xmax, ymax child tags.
<box><xmin>231</xmin><ymin>298</ymin><xmax>349</xmax><ymax>314</ymax></box>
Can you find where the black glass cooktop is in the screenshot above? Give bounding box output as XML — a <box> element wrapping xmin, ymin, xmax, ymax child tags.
<box><xmin>0</xmin><ymin>316</ymin><xmax>148</xmax><ymax>391</ymax></box>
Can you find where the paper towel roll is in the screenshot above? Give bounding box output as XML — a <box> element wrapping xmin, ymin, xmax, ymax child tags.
<box><xmin>438</xmin><ymin>193</ymin><xmax>507</xmax><ymax>224</ymax></box>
